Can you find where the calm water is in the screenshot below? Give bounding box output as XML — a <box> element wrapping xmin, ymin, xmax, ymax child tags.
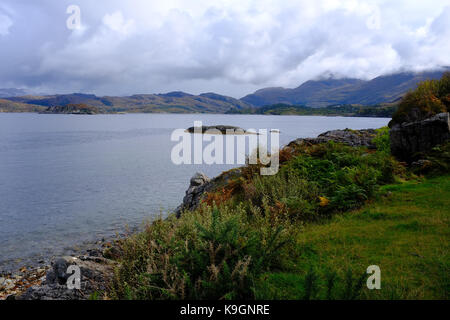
<box><xmin>0</xmin><ymin>113</ymin><xmax>389</xmax><ymax>272</ymax></box>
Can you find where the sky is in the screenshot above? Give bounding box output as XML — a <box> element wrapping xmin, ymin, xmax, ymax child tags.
<box><xmin>0</xmin><ymin>0</ymin><xmax>449</xmax><ymax>98</ymax></box>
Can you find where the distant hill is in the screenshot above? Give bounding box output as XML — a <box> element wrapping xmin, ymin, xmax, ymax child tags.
<box><xmin>241</xmin><ymin>70</ymin><xmax>448</xmax><ymax>108</ymax></box>
<box><xmin>0</xmin><ymin>99</ymin><xmax>46</xmax><ymax>113</ymax></box>
<box><xmin>2</xmin><ymin>69</ymin><xmax>449</xmax><ymax>114</ymax></box>
<box><xmin>227</xmin><ymin>103</ymin><xmax>397</xmax><ymax>118</ymax></box>
<box><xmin>5</xmin><ymin>92</ymin><xmax>251</xmax><ymax>114</ymax></box>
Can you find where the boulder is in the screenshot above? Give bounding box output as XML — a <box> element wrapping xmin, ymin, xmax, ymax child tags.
<box><xmin>16</xmin><ymin>255</ymin><xmax>115</xmax><ymax>300</ymax></box>
<box><xmin>190</xmin><ymin>172</ymin><xmax>210</xmax><ymax>186</ymax></box>
<box><xmin>390</xmin><ymin>113</ymin><xmax>450</xmax><ymax>161</ymax></box>
<box><xmin>288</xmin><ymin>129</ymin><xmax>378</xmax><ymax>149</ymax></box>
<box><xmin>175</xmin><ymin>172</ymin><xmax>211</xmax><ymax>217</ymax></box>
<box><xmin>175</xmin><ymin>169</ymin><xmax>242</xmax><ymax>217</ymax></box>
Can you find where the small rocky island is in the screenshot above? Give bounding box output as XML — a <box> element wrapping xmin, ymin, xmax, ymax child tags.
<box><xmin>186</xmin><ymin>125</ymin><xmax>257</xmax><ymax>134</ymax></box>
<box><xmin>40</xmin><ymin>103</ymin><xmax>100</xmax><ymax>115</ymax></box>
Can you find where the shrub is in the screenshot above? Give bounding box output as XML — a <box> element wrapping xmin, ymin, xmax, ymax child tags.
<box><xmin>240</xmin><ymin>141</ymin><xmax>400</xmax><ymax>219</ymax></box>
<box><xmin>391</xmin><ymin>72</ymin><xmax>450</xmax><ymax>125</ymax></box>
<box><xmin>372</xmin><ymin>127</ymin><xmax>390</xmax><ymax>154</ymax></box>
<box><xmin>110</xmin><ymin>204</ymin><xmax>294</xmax><ymax>300</ymax></box>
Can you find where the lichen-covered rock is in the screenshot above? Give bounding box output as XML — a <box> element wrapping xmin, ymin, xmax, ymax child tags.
<box><xmin>390</xmin><ymin>112</ymin><xmax>450</xmax><ymax>161</ymax></box>
<box><xmin>190</xmin><ymin>172</ymin><xmax>210</xmax><ymax>186</ymax></box>
<box><xmin>288</xmin><ymin>129</ymin><xmax>378</xmax><ymax>149</ymax></box>
<box><xmin>175</xmin><ymin>169</ymin><xmax>242</xmax><ymax>217</ymax></box>
<box><xmin>175</xmin><ymin>172</ymin><xmax>212</xmax><ymax>217</ymax></box>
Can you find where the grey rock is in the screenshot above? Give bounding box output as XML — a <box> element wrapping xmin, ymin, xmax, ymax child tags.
<box><xmin>175</xmin><ymin>168</ymin><xmax>243</xmax><ymax>217</ymax></box>
<box><xmin>17</xmin><ymin>255</ymin><xmax>115</xmax><ymax>300</ymax></box>
<box><xmin>52</xmin><ymin>257</ymin><xmax>76</xmax><ymax>285</ymax></box>
<box><xmin>175</xmin><ymin>172</ymin><xmax>212</xmax><ymax>217</ymax></box>
<box><xmin>390</xmin><ymin>112</ymin><xmax>450</xmax><ymax>161</ymax></box>
<box><xmin>186</xmin><ymin>125</ymin><xmax>246</xmax><ymax>134</ymax></box>
<box><xmin>45</xmin><ymin>270</ymin><xmax>56</xmax><ymax>284</ymax></box>
<box><xmin>190</xmin><ymin>172</ymin><xmax>210</xmax><ymax>186</ymax></box>
<box><xmin>87</xmin><ymin>249</ymin><xmax>103</xmax><ymax>257</ymax></box>
<box><xmin>3</xmin><ymin>279</ymin><xmax>15</xmax><ymax>290</ymax></box>
<box><xmin>411</xmin><ymin>159</ymin><xmax>433</xmax><ymax>168</ymax></box>
<box><xmin>288</xmin><ymin>129</ymin><xmax>378</xmax><ymax>149</ymax></box>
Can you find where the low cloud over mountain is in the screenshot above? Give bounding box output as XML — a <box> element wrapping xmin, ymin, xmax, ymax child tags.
<box><xmin>0</xmin><ymin>0</ymin><xmax>449</xmax><ymax>98</ymax></box>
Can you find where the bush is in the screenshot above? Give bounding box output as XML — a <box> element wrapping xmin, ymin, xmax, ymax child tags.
<box><xmin>372</xmin><ymin>127</ymin><xmax>390</xmax><ymax>154</ymax></box>
<box><xmin>110</xmin><ymin>204</ymin><xmax>294</xmax><ymax>300</ymax></box>
<box><xmin>391</xmin><ymin>72</ymin><xmax>450</xmax><ymax>125</ymax></box>
<box><xmin>411</xmin><ymin>141</ymin><xmax>450</xmax><ymax>176</ymax></box>
<box><xmin>237</xmin><ymin>141</ymin><xmax>400</xmax><ymax>222</ymax></box>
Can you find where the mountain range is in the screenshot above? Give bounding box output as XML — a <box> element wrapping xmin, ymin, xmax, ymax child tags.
<box><xmin>241</xmin><ymin>70</ymin><xmax>447</xmax><ymax>107</ymax></box>
<box><xmin>0</xmin><ymin>69</ymin><xmax>447</xmax><ymax>113</ymax></box>
<box><xmin>1</xmin><ymin>91</ymin><xmax>251</xmax><ymax>114</ymax></box>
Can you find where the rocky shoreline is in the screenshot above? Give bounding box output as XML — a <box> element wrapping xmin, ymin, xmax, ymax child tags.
<box><xmin>0</xmin><ymin>234</ymin><xmax>126</xmax><ymax>300</ymax></box>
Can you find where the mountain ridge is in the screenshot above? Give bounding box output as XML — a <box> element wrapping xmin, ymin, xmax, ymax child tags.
<box><xmin>1</xmin><ymin>69</ymin><xmax>449</xmax><ymax>113</ymax></box>
<box><xmin>241</xmin><ymin>69</ymin><xmax>448</xmax><ymax>107</ymax></box>
<box><xmin>4</xmin><ymin>92</ymin><xmax>251</xmax><ymax>114</ymax></box>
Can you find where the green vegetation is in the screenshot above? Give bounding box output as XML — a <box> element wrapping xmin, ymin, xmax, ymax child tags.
<box><xmin>108</xmin><ymin>127</ymin><xmax>449</xmax><ymax>300</ymax></box>
<box><xmin>226</xmin><ymin>103</ymin><xmax>397</xmax><ymax>118</ymax></box>
<box><xmin>391</xmin><ymin>72</ymin><xmax>450</xmax><ymax>125</ymax></box>
<box><xmin>256</xmin><ymin>175</ymin><xmax>449</xmax><ymax>299</ymax></box>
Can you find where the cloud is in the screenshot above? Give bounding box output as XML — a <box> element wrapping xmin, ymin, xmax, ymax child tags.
<box><xmin>0</xmin><ymin>8</ymin><xmax>13</xmax><ymax>35</ymax></box>
<box><xmin>0</xmin><ymin>0</ymin><xmax>449</xmax><ymax>97</ymax></box>
<box><xmin>102</xmin><ymin>11</ymin><xmax>136</xmax><ymax>35</ymax></box>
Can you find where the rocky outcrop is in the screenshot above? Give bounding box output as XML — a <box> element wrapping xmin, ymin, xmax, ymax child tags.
<box><xmin>175</xmin><ymin>169</ymin><xmax>243</xmax><ymax>217</ymax></box>
<box><xmin>186</xmin><ymin>125</ymin><xmax>256</xmax><ymax>134</ymax></box>
<box><xmin>175</xmin><ymin>172</ymin><xmax>211</xmax><ymax>217</ymax></box>
<box><xmin>15</xmin><ymin>255</ymin><xmax>115</xmax><ymax>300</ymax></box>
<box><xmin>176</xmin><ymin>129</ymin><xmax>379</xmax><ymax>217</ymax></box>
<box><xmin>40</xmin><ymin>103</ymin><xmax>99</xmax><ymax>115</ymax></box>
<box><xmin>288</xmin><ymin>129</ymin><xmax>378</xmax><ymax>149</ymax></box>
<box><xmin>390</xmin><ymin>113</ymin><xmax>450</xmax><ymax>161</ymax></box>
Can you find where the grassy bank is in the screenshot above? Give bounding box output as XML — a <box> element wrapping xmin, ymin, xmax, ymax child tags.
<box><xmin>256</xmin><ymin>175</ymin><xmax>449</xmax><ymax>299</ymax></box>
<box><xmin>107</xmin><ymin>130</ymin><xmax>449</xmax><ymax>300</ymax></box>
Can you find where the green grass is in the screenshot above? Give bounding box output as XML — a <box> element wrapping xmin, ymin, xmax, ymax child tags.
<box><xmin>254</xmin><ymin>176</ymin><xmax>450</xmax><ymax>299</ymax></box>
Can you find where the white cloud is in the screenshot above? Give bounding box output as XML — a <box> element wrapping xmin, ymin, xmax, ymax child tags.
<box><xmin>0</xmin><ymin>11</ymin><xmax>13</xmax><ymax>35</ymax></box>
<box><xmin>102</xmin><ymin>11</ymin><xmax>136</xmax><ymax>35</ymax></box>
<box><xmin>0</xmin><ymin>0</ymin><xmax>449</xmax><ymax>97</ymax></box>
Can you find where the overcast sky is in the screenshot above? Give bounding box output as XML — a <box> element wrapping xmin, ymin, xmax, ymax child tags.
<box><xmin>0</xmin><ymin>0</ymin><xmax>449</xmax><ymax>98</ymax></box>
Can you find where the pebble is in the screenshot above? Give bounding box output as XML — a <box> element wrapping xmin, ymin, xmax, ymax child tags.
<box><xmin>4</xmin><ymin>279</ymin><xmax>15</xmax><ymax>290</ymax></box>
